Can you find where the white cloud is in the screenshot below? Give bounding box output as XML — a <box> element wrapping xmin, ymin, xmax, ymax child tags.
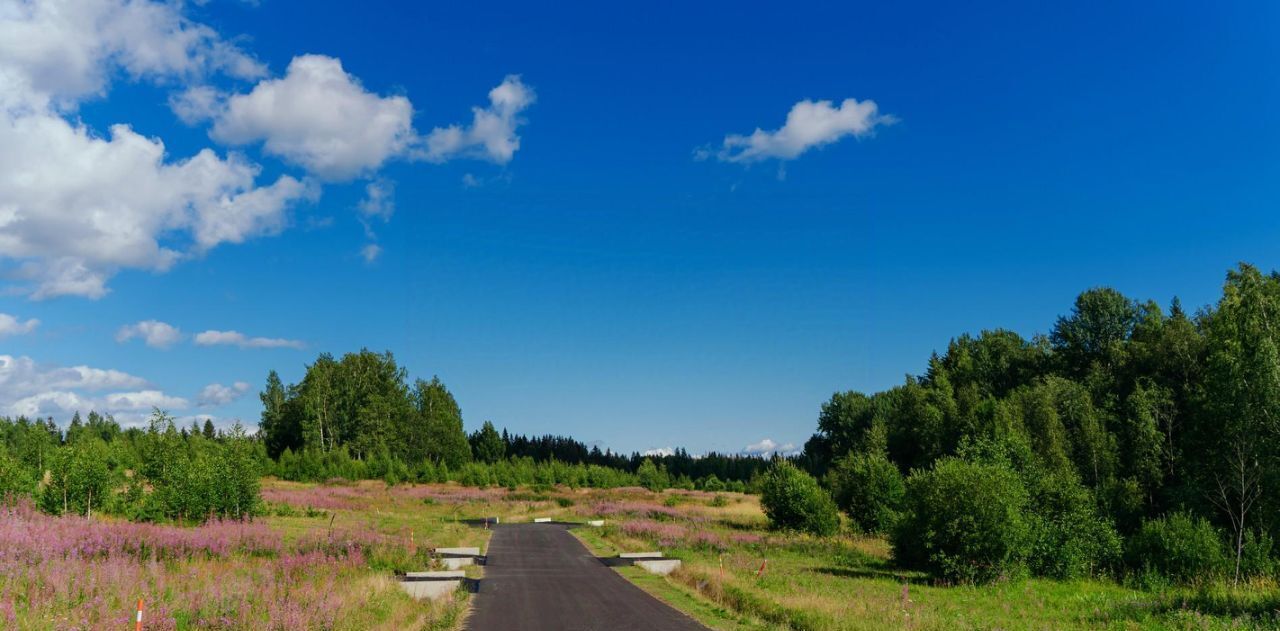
<box><xmin>115</xmin><ymin>319</ymin><xmax>183</xmax><ymax>349</ymax></box>
<box><xmin>0</xmin><ymin>0</ymin><xmax>264</xmax><ymax>111</ymax></box>
<box><xmin>360</xmin><ymin>243</ymin><xmax>382</xmax><ymax>264</ymax></box>
<box><xmin>0</xmin><ymin>354</ymin><xmax>188</xmax><ymax>422</ymax></box>
<box><xmin>168</xmin><ymin>85</ymin><xmax>224</xmax><ymax>125</ymax></box>
<box><xmin>422</xmin><ymin>75</ymin><xmax>534</xmax><ymax>164</ymax></box>
<box><xmin>194</xmin><ymin>329</ymin><xmax>304</xmax><ymax>349</ymax></box>
<box><xmin>197</xmin><ymin>381</ymin><xmax>250</xmax><ymax>406</ymax></box>
<box><xmin>0</xmin><ymin>313</ymin><xmax>39</xmax><ymax>337</ymax></box>
<box><xmin>212</xmin><ymin>55</ymin><xmax>416</xmax><ymax>180</ymax></box>
<box><xmin>0</xmin><ymin>0</ymin><xmax>312</xmax><ymax>300</ymax></box>
<box><xmin>357</xmin><ymin>179</ymin><xmax>395</xmax><ymax>221</ymax></box>
<box><xmin>104</xmin><ymin>389</ymin><xmax>188</xmax><ymax>410</ymax></box>
<box><xmin>642</xmin><ymin>447</ymin><xmax>675</xmax><ymax>457</ymax></box>
<box><xmin>461</xmin><ymin>173</ymin><xmax>481</xmax><ymax>188</ymax></box>
<box><xmin>741</xmin><ymin>438</ymin><xmax>797</xmax><ymax>457</ymax></box>
<box><xmin>710</xmin><ymin>97</ymin><xmax>895</xmax><ymax>163</ymax></box>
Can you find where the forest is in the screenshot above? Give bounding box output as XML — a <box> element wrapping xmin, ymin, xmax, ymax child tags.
<box><xmin>785</xmin><ymin>263</ymin><xmax>1280</xmax><ymax>586</ymax></box>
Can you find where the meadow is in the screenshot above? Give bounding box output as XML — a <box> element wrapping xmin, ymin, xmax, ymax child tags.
<box><xmin>6</xmin><ymin>478</ymin><xmax>1277</xmax><ymax>630</ymax></box>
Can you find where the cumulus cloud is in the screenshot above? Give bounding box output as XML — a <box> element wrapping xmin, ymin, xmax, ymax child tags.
<box><xmin>212</xmin><ymin>55</ymin><xmax>416</xmax><ymax>180</ymax></box>
<box><xmin>0</xmin><ymin>0</ymin><xmax>264</xmax><ymax>111</ymax></box>
<box><xmin>0</xmin><ymin>354</ymin><xmax>187</xmax><ymax>423</ymax></box>
<box><xmin>194</xmin><ymin>329</ymin><xmax>304</xmax><ymax>349</ymax></box>
<box><xmin>642</xmin><ymin>447</ymin><xmax>676</xmax><ymax>457</ymax></box>
<box><xmin>708</xmin><ymin>97</ymin><xmax>895</xmax><ymax>163</ymax></box>
<box><xmin>0</xmin><ymin>0</ymin><xmax>313</xmax><ymax>300</ymax></box>
<box><xmin>197</xmin><ymin>381</ymin><xmax>250</xmax><ymax>406</ymax></box>
<box><xmin>0</xmin><ymin>313</ymin><xmax>39</xmax><ymax>337</ymax></box>
<box><xmin>0</xmin><ymin>1</ymin><xmax>534</xmax><ymax>299</ymax></box>
<box><xmin>741</xmin><ymin>438</ymin><xmax>796</xmax><ymax>457</ymax></box>
<box><xmin>115</xmin><ymin>320</ymin><xmax>183</xmax><ymax>349</ymax></box>
<box><xmin>422</xmin><ymin>75</ymin><xmax>535</xmax><ymax>164</ymax></box>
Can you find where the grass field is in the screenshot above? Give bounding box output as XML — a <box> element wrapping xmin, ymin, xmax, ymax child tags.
<box><xmin>6</xmin><ymin>480</ymin><xmax>1277</xmax><ymax>630</ymax></box>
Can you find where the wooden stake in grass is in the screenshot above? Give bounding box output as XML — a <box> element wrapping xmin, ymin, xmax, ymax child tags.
<box><xmin>135</xmin><ymin>599</ymin><xmax>144</xmax><ymax>631</ymax></box>
<box><xmin>755</xmin><ymin>559</ymin><xmax>767</xmax><ymax>580</ymax></box>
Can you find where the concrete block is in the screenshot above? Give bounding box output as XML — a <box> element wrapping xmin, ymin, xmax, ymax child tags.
<box><xmin>533</xmin><ymin>517</ymin><xmax>552</xmax><ymax>523</ymax></box>
<box><xmin>405</xmin><ymin>570</ymin><xmax>466</xmax><ymax>579</ymax></box>
<box><xmin>619</xmin><ymin>551</ymin><xmax>664</xmax><ymax>559</ymax></box>
<box><xmin>434</xmin><ymin>547</ymin><xmax>481</xmax><ymax>556</ymax></box>
<box><xmin>399</xmin><ymin>579</ymin><xmax>460</xmax><ymax>600</ymax></box>
<box><xmin>440</xmin><ymin>557</ymin><xmax>474</xmax><ymax>570</ymax></box>
<box><xmin>635</xmin><ymin>559</ymin><xmax>681</xmax><ymax>576</ymax></box>
<box><xmin>587</xmin><ymin>519</ymin><xmax>605</xmax><ymax>527</ymax></box>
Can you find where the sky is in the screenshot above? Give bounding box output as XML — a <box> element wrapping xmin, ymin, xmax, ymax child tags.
<box><xmin>1</xmin><ymin>1</ymin><xmax>1279</xmax><ymax>457</ymax></box>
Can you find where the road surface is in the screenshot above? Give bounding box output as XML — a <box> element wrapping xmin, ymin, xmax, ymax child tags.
<box><xmin>466</xmin><ymin>523</ymin><xmax>706</xmax><ymax>631</ymax></box>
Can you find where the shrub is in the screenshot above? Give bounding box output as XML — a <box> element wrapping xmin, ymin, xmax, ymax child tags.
<box><xmin>759</xmin><ymin>461</ymin><xmax>839</xmax><ymax>536</ymax></box>
<box><xmin>1025</xmin><ymin>470</ymin><xmax>1121</xmax><ymax>579</ymax></box>
<box><xmin>1125</xmin><ymin>512</ymin><xmax>1227</xmax><ymax>584</ymax></box>
<box><xmin>1240</xmin><ymin>530</ymin><xmax>1277</xmax><ymax>579</ymax></box>
<box><xmin>700</xmin><ymin>475</ymin><xmax>726</xmax><ymax>492</ymax></box>
<box><xmin>892</xmin><ymin>457</ymin><xmax>1032</xmax><ymax>584</ymax></box>
<box><xmin>636</xmin><ymin>459</ymin><xmax>669</xmax><ymax>492</ymax></box>
<box><xmin>827</xmin><ymin>451</ymin><xmax>904</xmax><ymax>534</ymax></box>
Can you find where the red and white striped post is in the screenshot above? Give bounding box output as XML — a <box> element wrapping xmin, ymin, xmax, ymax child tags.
<box><xmin>755</xmin><ymin>559</ymin><xmax>767</xmax><ymax>580</ymax></box>
<box><xmin>135</xmin><ymin>599</ymin><xmax>144</xmax><ymax>630</ymax></box>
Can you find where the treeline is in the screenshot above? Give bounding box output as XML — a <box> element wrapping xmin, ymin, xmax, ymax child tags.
<box><xmin>0</xmin><ymin>411</ymin><xmax>263</xmax><ymax>522</ymax></box>
<box><xmin>796</xmin><ymin>263</ymin><xmax>1280</xmax><ymax>585</ymax></box>
<box><xmin>259</xmin><ymin>350</ymin><xmax>768</xmax><ymax>487</ymax></box>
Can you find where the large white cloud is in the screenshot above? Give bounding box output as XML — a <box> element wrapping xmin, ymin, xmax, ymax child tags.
<box><xmin>0</xmin><ymin>313</ymin><xmax>39</xmax><ymax>337</ymax></box>
<box><xmin>0</xmin><ymin>0</ymin><xmax>312</xmax><ymax>300</ymax></box>
<box><xmin>0</xmin><ymin>0</ymin><xmax>265</xmax><ymax>110</ymax></box>
<box><xmin>116</xmin><ymin>320</ymin><xmax>183</xmax><ymax>349</ymax></box>
<box><xmin>0</xmin><ymin>0</ymin><xmax>533</xmax><ymax>299</ymax></box>
<box><xmin>194</xmin><ymin>329</ymin><xmax>304</xmax><ymax>349</ymax></box>
<box><xmin>212</xmin><ymin>55</ymin><xmax>416</xmax><ymax>181</ymax></box>
<box><xmin>709</xmin><ymin>97</ymin><xmax>895</xmax><ymax>163</ymax></box>
<box><xmin>0</xmin><ymin>354</ymin><xmax>191</xmax><ymax>422</ymax></box>
<box><xmin>422</xmin><ymin>75</ymin><xmax>535</xmax><ymax>164</ymax></box>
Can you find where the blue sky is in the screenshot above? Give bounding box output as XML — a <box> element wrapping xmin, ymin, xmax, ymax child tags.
<box><xmin>1</xmin><ymin>1</ymin><xmax>1278</xmax><ymax>456</ymax></box>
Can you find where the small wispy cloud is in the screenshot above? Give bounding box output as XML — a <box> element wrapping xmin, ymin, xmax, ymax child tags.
<box><xmin>703</xmin><ymin>97</ymin><xmax>895</xmax><ymax>163</ymax></box>
<box><xmin>194</xmin><ymin>330</ymin><xmax>305</xmax><ymax>350</ymax></box>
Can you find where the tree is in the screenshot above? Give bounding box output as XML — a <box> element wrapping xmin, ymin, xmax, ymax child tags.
<box><xmin>1198</xmin><ymin>265</ymin><xmax>1280</xmax><ymax>584</ymax></box>
<box><xmin>636</xmin><ymin>458</ymin><xmax>668</xmax><ymax>492</ymax></box>
<box><xmin>827</xmin><ymin>450</ymin><xmax>904</xmax><ymax>533</ymax></box>
<box><xmin>760</xmin><ymin>460</ymin><xmax>839</xmax><ymax>536</ymax></box>
<box><xmin>202</xmin><ymin>419</ymin><xmax>216</xmax><ymax>440</ymax></box>
<box><xmin>1051</xmin><ymin>287</ymin><xmax>1139</xmax><ymax>376</ymax></box>
<box><xmin>410</xmin><ymin>377</ymin><xmax>471</xmax><ymax>467</ymax></box>
<box><xmin>258</xmin><ymin>371</ymin><xmax>290</xmax><ymax>458</ymax></box>
<box><xmin>471</xmin><ymin>421</ymin><xmax>505</xmax><ymax>464</ymax></box>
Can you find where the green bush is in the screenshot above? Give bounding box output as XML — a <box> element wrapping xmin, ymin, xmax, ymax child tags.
<box><xmin>759</xmin><ymin>461</ymin><xmax>840</xmax><ymax>536</ymax></box>
<box><xmin>1025</xmin><ymin>471</ymin><xmax>1121</xmax><ymax>579</ymax></box>
<box><xmin>1125</xmin><ymin>512</ymin><xmax>1227</xmax><ymax>584</ymax></box>
<box><xmin>892</xmin><ymin>457</ymin><xmax>1032</xmax><ymax>584</ymax></box>
<box><xmin>827</xmin><ymin>451</ymin><xmax>904</xmax><ymax>533</ymax></box>
<box><xmin>1240</xmin><ymin>530</ymin><xmax>1276</xmax><ymax>579</ymax></box>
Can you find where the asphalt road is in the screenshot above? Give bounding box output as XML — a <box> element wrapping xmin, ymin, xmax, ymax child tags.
<box><xmin>466</xmin><ymin>523</ymin><xmax>707</xmax><ymax>631</ymax></box>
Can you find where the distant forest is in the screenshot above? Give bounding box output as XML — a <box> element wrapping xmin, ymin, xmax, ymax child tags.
<box><xmin>256</xmin><ymin>349</ymin><xmax>771</xmax><ymax>487</ymax></box>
